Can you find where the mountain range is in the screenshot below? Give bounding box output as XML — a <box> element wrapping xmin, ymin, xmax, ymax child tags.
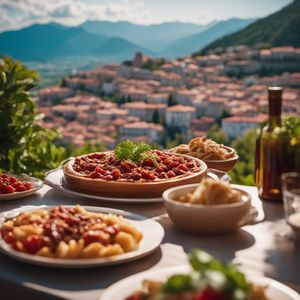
<box><xmin>0</xmin><ymin>18</ymin><xmax>254</xmax><ymax>62</ymax></box>
<box><xmin>0</xmin><ymin>0</ymin><xmax>298</xmax><ymax>63</ymax></box>
<box><xmin>201</xmin><ymin>0</ymin><xmax>300</xmax><ymax>53</ymax></box>
<box><xmin>80</xmin><ymin>20</ymin><xmax>215</xmax><ymax>52</ymax></box>
<box><xmin>160</xmin><ymin>18</ymin><xmax>255</xmax><ymax>57</ymax></box>
<box><xmin>0</xmin><ymin>23</ymin><xmax>151</xmax><ymax>61</ymax></box>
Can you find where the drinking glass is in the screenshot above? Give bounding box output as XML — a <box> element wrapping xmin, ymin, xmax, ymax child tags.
<box><xmin>282</xmin><ymin>172</ymin><xmax>300</xmax><ymax>239</ymax></box>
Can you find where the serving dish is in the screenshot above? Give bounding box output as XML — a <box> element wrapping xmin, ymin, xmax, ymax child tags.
<box><xmin>63</xmin><ymin>150</ymin><xmax>207</xmax><ymax>198</ymax></box>
<box><xmin>204</xmin><ymin>145</ymin><xmax>239</xmax><ymax>172</ymax></box>
<box><xmin>0</xmin><ymin>205</ymin><xmax>164</xmax><ymax>268</ymax></box>
<box><xmin>0</xmin><ymin>174</ymin><xmax>43</xmax><ymax>201</ymax></box>
<box><xmin>101</xmin><ymin>264</ymin><xmax>300</xmax><ymax>300</ymax></box>
<box><xmin>45</xmin><ymin>168</ymin><xmax>230</xmax><ymax>203</ymax></box>
<box><xmin>169</xmin><ymin>137</ymin><xmax>239</xmax><ymax>172</ymax></box>
<box><xmin>163</xmin><ymin>183</ymin><xmax>251</xmax><ymax>234</ymax></box>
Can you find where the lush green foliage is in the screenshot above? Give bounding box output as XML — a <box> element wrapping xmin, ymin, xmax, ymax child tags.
<box><xmin>65</xmin><ymin>142</ymin><xmax>105</xmax><ymax>158</ymax></box>
<box><xmin>228</xmin><ymin>115</ymin><xmax>300</xmax><ymax>186</ymax></box>
<box><xmin>228</xmin><ymin>129</ymin><xmax>257</xmax><ymax>186</ymax></box>
<box><xmin>167</xmin><ymin>94</ymin><xmax>177</xmax><ymax>106</ymax></box>
<box><xmin>201</xmin><ymin>0</ymin><xmax>300</xmax><ymax>53</ymax></box>
<box><xmin>152</xmin><ymin>109</ymin><xmax>160</xmax><ymax>124</ymax></box>
<box><xmin>142</xmin><ymin>58</ymin><xmax>165</xmax><ymax>71</ymax></box>
<box><xmin>0</xmin><ymin>57</ymin><xmax>66</xmax><ymax>178</ymax></box>
<box><xmin>207</xmin><ymin>124</ymin><xmax>228</xmax><ymax>145</ymax></box>
<box><xmin>281</xmin><ymin>115</ymin><xmax>300</xmax><ymax>168</ymax></box>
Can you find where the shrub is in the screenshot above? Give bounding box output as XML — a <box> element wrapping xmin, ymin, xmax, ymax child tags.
<box><xmin>0</xmin><ymin>56</ymin><xmax>66</xmax><ymax>178</ymax></box>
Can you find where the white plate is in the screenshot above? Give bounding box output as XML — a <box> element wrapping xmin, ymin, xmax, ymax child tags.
<box><xmin>101</xmin><ymin>265</ymin><xmax>300</xmax><ymax>300</ymax></box>
<box><xmin>0</xmin><ymin>174</ymin><xmax>43</xmax><ymax>201</ymax></box>
<box><xmin>44</xmin><ymin>168</ymin><xmax>231</xmax><ymax>203</ymax></box>
<box><xmin>0</xmin><ymin>205</ymin><xmax>164</xmax><ymax>268</ymax></box>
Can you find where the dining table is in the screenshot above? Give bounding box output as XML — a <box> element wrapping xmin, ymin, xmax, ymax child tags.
<box><xmin>0</xmin><ymin>181</ymin><xmax>299</xmax><ymax>300</ymax></box>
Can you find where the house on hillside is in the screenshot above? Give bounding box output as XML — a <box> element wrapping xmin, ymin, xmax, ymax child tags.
<box><xmin>222</xmin><ymin>114</ymin><xmax>267</xmax><ymax>138</ymax></box>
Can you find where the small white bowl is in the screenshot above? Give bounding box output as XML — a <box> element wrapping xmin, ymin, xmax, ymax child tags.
<box><xmin>163</xmin><ymin>183</ymin><xmax>251</xmax><ymax>234</ymax></box>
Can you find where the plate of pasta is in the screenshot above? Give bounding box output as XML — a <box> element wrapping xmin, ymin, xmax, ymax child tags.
<box><xmin>0</xmin><ymin>205</ymin><xmax>164</xmax><ymax>268</ymax></box>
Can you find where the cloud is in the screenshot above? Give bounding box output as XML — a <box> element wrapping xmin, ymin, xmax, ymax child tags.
<box><xmin>0</xmin><ymin>0</ymin><xmax>153</xmax><ymax>32</ymax></box>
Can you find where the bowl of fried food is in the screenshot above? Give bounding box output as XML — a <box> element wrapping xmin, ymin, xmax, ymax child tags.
<box><xmin>163</xmin><ymin>178</ymin><xmax>251</xmax><ymax>234</ymax></box>
<box><xmin>169</xmin><ymin>136</ymin><xmax>238</xmax><ymax>172</ymax></box>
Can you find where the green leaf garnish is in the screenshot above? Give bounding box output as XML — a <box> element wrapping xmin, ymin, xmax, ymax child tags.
<box><xmin>163</xmin><ymin>274</ymin><xmax>194</xmax><ymax>293</ymax></box>
<box><xmin>114</xmin><ymin>140</ymin><xmax>156</xmax><ymax>163</ymax></box>
<box><xmin>189</xmin><ymin>249</ymin><xmax>252</xmax><ymax>299</ymax></box>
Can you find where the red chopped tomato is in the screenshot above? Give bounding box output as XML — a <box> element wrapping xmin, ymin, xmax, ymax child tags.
<box><xmin>168</xmin><ymin>161</ymin><xmax>180</xmax><ymax>169</ymax></box>
<box><xmin>111</xmin><ymin>169</ymin><xmax>121</xmax><ymax>180</ymax></box>
<box><xmin>14</xmin><ymin>184</ymin><xmax>26</xmax><ymax>192</ymax></box>
<box><xmin>86</xmin><ymin>164</ymin><xmax>96</xmax><ymax>172</ymax></box>
<box><xmin>4</xmin><ymin>231</ymin><xmax>16</xmax><ymax>245</ymax></box>
<box><xmin>82</xmin><ymin>230</ymin><xmax>110</xmax><ymax>246</ymax></box>
<box><xmin>102</xmin><ymin>224</ymin><xmax>120</xmax><ymax>235</ymax></box>
<box><xmin>90</xmin><ymin>172</ymin><xmax>101</xmax><ymax>179</ymax></box>
<box><xmin>173</xmin><ymin>167</ymin><xmax>184</xmax><ymax>175</ymax></box>
<box><xmin>24</xmin><ymin>182</ymin><xmax>32</xmax><ymax>190</ymax></box>
<box><xmin>95</xmin><ymin>166</ymin><xmax>106</xmax><ymax>174</ymax></box>
<box><xmin>9</xmin><ymin>177</ymin><xmax>18</xmax><ymax>184</ymax></box>
<box><xmin>142</xmin><ymin>158</ymin><xmax>155</xmax><ymax>167</ymax></box>
<box><xmin>130</xmin><ymin>173</ymin><xmax>142</xmax><ymax>180</ymax></box>
<box><xmin>1</xmin><ymin>185</ymin><xmax>15</xmax><ymax>194</ymax></box>
<box><xmin>22</xmin><ymin>235</ymin><xmax>45</xmax><ymax>254</ymax></box>
<box><xmin>178</xmin><ymin>164</ymin><xmax>189</xmax><ymax>172</ymax></box>
<box><xmin>194</xmin><ymin>289</ymin><xmax>227</xmax><ymax>300</ymax></box>
<box><xmin>71</xmin><ymin>151</ymin><xmax>200</xmax><ymax>182</ymax></box>
<box><xmin>167</xmin><ymin>170</ymin><xmax>176</xmax><ymax>178</ymax></box>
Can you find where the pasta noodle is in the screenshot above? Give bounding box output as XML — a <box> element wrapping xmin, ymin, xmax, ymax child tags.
<box><xmin>0</xmin><ymin>205</ymin><xmax>143</xmax><ymax>259</ymax></box>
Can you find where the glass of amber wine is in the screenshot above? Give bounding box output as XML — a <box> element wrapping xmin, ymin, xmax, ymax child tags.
<box><xmin>282</xmin><ymin>172</ymin><xmax>300</xmax><ymax>239</ymax></box>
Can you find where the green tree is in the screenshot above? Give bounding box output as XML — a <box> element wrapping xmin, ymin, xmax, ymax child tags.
<box><xmin>228</xmin><ymin>129</ymin><xmax>257</xmax><ymax>186</ymax></box>
<box><xmin>65</xmin><ymin>142</ymin><xmax>105</xmax><ymax>157</ymax></box>
<box><xmin>207</xmin><ymin>125</ymin><xmax>228</xmax><ymax>145</ymax></box>
<box><xmin>167</xmin><ymin>94</ymin><xmax>177</xmax><ymax>106</ymax></box>
<box><xmin>0</xmin><ymin>56</ymin><xmax>66</xmax><ymax>178</ymax></box>
<box><xmin>60</xmin><ymin>78</ymin><xmax>67</xmax><ymax>87</ymax></box>
<box><xmin>165</xmin><ymin>132</ymin><xmax>186</xmax><ymax>149</ymax></box>
<box><xmin>152</xmin><ymin>109</ymin><xmax>160</xmax><ymax>124</ymax></box>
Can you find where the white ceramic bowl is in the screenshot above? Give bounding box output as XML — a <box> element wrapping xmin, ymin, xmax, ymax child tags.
<box><xmin>163</xmin><ymin>183</ymin><xmax>251</xmax><ymax>234</ymax></box>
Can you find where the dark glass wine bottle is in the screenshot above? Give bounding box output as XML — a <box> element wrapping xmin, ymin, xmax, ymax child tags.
<box><xmin>255</xmin><ymin>87</ymin><xmax>294</xmax><ymax>201</ymax></box>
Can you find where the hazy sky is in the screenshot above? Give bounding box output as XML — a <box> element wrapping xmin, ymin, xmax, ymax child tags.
<box><xmin>0</xmin><ymin>0</ymin><xmax>292</xmax><ymax>31</ymax></box>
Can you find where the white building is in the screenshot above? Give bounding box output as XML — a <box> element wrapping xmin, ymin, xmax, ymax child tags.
<box><xmin>119</xmin><ymin>121</ymin><xmax>164</xmax><ymax>143</ymax></box>
<box><xmin>175</xmin><ymin>89</ymin><xmax>199</xmax><ymax>106</ymax></box>
<box><xmin>122</xmin><ymin>102</ymin><xmax>166</xmax><ymax>122</ymax></box>
<box><xmin>97</xmin><ymin>108</ymin><xmax>128</xmax><ymax>121</ymax></box>
<box><xmin>38</xmin><ymin>87</ymin><xmax>74</xmax><ymax>106</ymax></box>
<box><xmin>147</xmin><ymin>93</ymin><xmax>169</xmax><ymax>104</ymax></box>
<box><xmin>271</xmin><ymin>47</ymin><xmax>296</xmax><ymax>60</ymax></box>
<box><xmin>222</xmin><ymin>114</ymin><xmax>267</xmax><ymax>138</ymax></box>
<box><xmin>166</xmin><ymin>105</ymin><xmax>196</xmax><ymax>129</ymax></box>
<box><xmin>205</xmin><ymin>97</ymin><xmax>226</xmax><ymax>119</ymax></box>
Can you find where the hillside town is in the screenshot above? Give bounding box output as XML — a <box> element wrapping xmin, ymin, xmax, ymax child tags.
<box><xmin>37</xmin><ymin>46</ymin><xmax>300</xmax><ymax>148</ymax></box>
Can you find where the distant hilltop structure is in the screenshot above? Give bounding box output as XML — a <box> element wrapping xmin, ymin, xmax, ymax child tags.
<box><xmin>126</xmin><ymin>52</ymin><xmax>166</xmax><ymax>71</ymax></box>
<box><xmin>132</xmin><ymin>52</ymin><xmax>150</xmax><ymax>68</ymax></box>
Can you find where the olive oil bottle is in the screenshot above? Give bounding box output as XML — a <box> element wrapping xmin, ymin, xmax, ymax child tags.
<box><xmin>255</xmin><ymin>87</ymin><xmax>295</xmax><ymax>201</ymax></box>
